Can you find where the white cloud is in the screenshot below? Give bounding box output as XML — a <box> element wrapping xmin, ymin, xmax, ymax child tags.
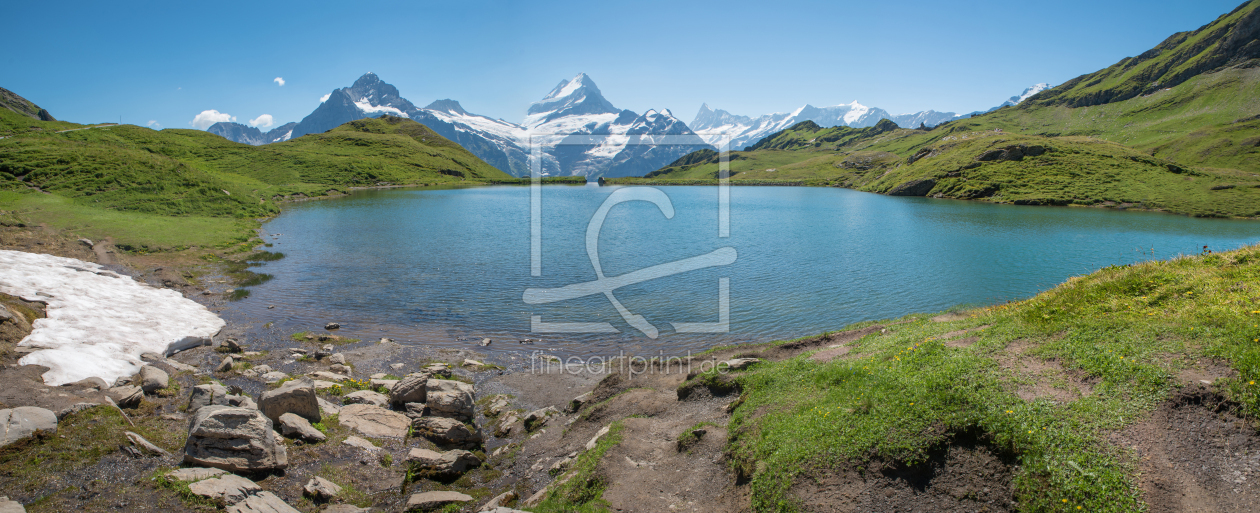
<box><xmin>319</xmin><ymin>93</ymin><xmax>331</xmax><ymax>103</ymax></box>
<box><xmin>146</xmin><ymin>120</ymin><xmax>162</xmax><ymax>129</ymax></box>
<box><xmin>248</xmin><ymin>114</ymin><xmax>275</xmax><ymax>128</ymax></box>
<box><xmin>274</xmin><ymin>77</ymin><xmax>285</xmax><ymax>87</ymax></box>
<box><xmin>189</xmin><ymin>109</ymin><xmax>235</xmax><ymax>129</ymax></box>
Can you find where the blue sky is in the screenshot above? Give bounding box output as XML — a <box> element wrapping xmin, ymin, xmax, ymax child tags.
<box><xmin>3</xmin><ymin>0</ymin><xmax>1248</xmax><ymax>130</ymax></box>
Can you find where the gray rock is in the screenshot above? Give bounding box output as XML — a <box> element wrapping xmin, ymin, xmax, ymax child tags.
<box><xmin>327</xmin><ymin>353</ymin><xmax>346</xmax><ymax>365</ymax></box>
<box><xmin>389</xmin><ymin>374</ymin><xmax>428</xmax><ymax>406</ymax></box>
<box><xmin>310</xmin><ymin>371</ymin><xmax>348</xmax><ymax>382</ymax></box>
<box><xmin>486</xmin><ymin>395</ymin><xmax>512</xmax><ymax>416</ymax></box>
<box><xmin>253</xmin><ymin>365</ymin><xmax>272</xmax><ymax>374</ymax></box>
<box><xmin>389</xmin><ymin>363</ymin><xmax>404</xmax><ymax>371</ymax></box>
<box><xmin>462</xmin><ymin>358</ymin><xmax>484</xmax><ymax>367</ymax></box>
<box><xmin>259</xmin><ymin>377</ymin><xmax>320</xmax><ymax>424</ymax></box>
<box><xmin>222</xmin><ymin>338</ymin><xmax>243</xmax><ymax>352</ymax></box>
<box><xmin>341</xmin><ymin>436</ymin><xmax>378</xmax><ymax>452</ymax></box>
<box><xmin>216</xmin><ymin>356</ymin><xmax>234</xmax><ymax>373</ymax></box>
<box><xmin>106</xmin><ymin>385</ymin><xmax>143</xmax><ymax>409</ymax></box>
<box><xmin>343</xmin><ymin>390</ymin><xmax>389</xmax><ymax>408</ymax></box>
<box><xmin>411</xmin><ymin>416</ymin><xmax>482</xmax><ymax>448</ymax></box>
<box><xmin>371</xmin><ymin>378</ymin><xmax>399</xmax><ymax>389</ymax></box>
<box><xmin>480</xmin><ymin>508</ymin><xmax>530</xmax><ymax>513</ymax></box>
<box><xmin>585</xmin><ymin>424</ymin><xmax>611</xmax><ymax>450</ymax></box>
<box><xmin>0</xmin><ymin>407</ymin><xmax>57</xmax><ymax>448</ymax></box>
<box><xmin>226</xmin><ymin>491</ymin><xmax>300</xmax><ymax>513</ymax></box>
<box><xmin>126</xmin><ymin>431</ymin><xmax>173</xmax><ymax>457</ymax></box>
<box><xmin>324</xmin><ymin>322</ymin><xmax>340</xmax><ymax>330</ymax></box>
<box><xmin>329</xmin><ymin>364</ymin><xmax>352</xmax><ymax>375</ymax></box>
<box><xmin>522</xmin><ymin>406</ymin><xmax>558</xmax><ymax>432</ymax></box>
<box><xmin>566</xmin><ymin>392</ymin><xmax>591</xmax><ymax>413</ymax></box>
<box><xmin>63</xmin><ymin>377</ymin><xmax>108</xmax><ymax>391</ymax></box>
<box><xmin>722</xmin><ymin>357</ymin><xmax>761</xmax><ymax>370</ymax></box>
<box><xmin>482</xmin><ymin>491</ymin><xmax>519</xmax><ymax>510</ymax></box>
<box><xmin>321</xmin><ymin>506</ymin><xmax>369</xmax><ymax>513</ymax></box>
<box><xmin>139</xmin><ymin>365</ymin><xmax>170</xmax><ymax>393</ymax></box>
<box><xmin>317</xmin><ymin>397</ymin><xmax>342</xmax><ymax>415</ymax></box>
<box><xmin>227</xmin><ymin>395</ymin><xmax>257</xmax><ymax>410</ymax></box>
<box><xmin>406</xmin><ymin>448</ymin><xmax>481</xmax><ymax>476</ymax></box>
<box><xmin>56</xmin><ymin>402</ymin><xmax>101</xmax><ymax>419</ymax></box>
<box><xmin>887</xmin><ymin>178</ymin><xmax>937</xmax><ymax>197</ymax></box>
<box><xmin>403</xmin><ymin>402</ymin><xmax>427</xmax><ymax>420</ymax></box>
<box><xmin>479</xmin><ymin>338</ymin><xmax>492</xmax><ymax>346</ymax></box>
<box><xmin>338</xmin><ymin>404</ymin><xmax>409</xmax><ymax>438</ymax></box>
<box><xmin>0</xmin><ymin>496</ymin><xmax>21</xmax><ymax>513</ymax></box>
<box><xmin>278</xmin><ymin>413</ymin><xmax>326</xmax><ymax>443</ymax></box>
<box><xmin>316</xmin><ymin>344</ymin><xmax>334</xmax><ymax>358</ymax></box>
<box><xmin>426</xmin><ymin>379</ymin><xmax>474</xmax><ymax>421</ymax></box>
<box><xmin>183</xmin><ymin>406</ymin><xmax>288</xmax><ymax>472</ymax></box>
<box><xmin>188</xmin><ymin>473</ymin><xmax>260</xmax><ymax>505</ymax></box>
<box><xmin>406</xmin><ymin>491</ymin><xmax>472</xmax><ymax>510</ymax></box>
<box><xmin>303</xmin><ymin>476</ymin><xmax>341</xmax><ymax>501</ymax></box>
<box><xmin>167</xmin><ymin>467</ymin><xmax>226</xmax><ymax>481</ymax></box>
<box><xmin>188</xmin><ymin>384</ymin><xmax>229</xmax><ymax>413</ymax></box>
<box><xmin>261</xmin><ymin>371</ymin><xmax>289</xmax><ymax>384</ymax></box>
<box><xmin>140</xmin><ymin>352</ymin><xmax>198</xmax><ymax>372</ymax></box>
<box><xmin>495</xmin><ymin>414</ymin><xmax>519</xmax><ymax>437</ymax></box>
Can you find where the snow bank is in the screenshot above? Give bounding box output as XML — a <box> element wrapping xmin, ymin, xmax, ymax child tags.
<box><xmin>0</xmin><ymin>250</ymin><xmax>224</xmax><ymax>386</ymax></box>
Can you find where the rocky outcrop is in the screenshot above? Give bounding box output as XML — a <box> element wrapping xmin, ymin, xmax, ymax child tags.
<box><xmin>405</xmin><ymin>491</ymin><xmax>472</xmax><ymax>510</ymax></box>
<box><xmin>426</xmin><ymin>379</ymin><xmax>475</xmax><ymax>421</ymax></box>
<box><xmin>975</xmin><ymin>144</ymin><xmax>1047</xmax><ymax>162</ymax></box>
<box><xmin>225</xmin><ymin>491</ymin><xmax>300</xmax><ymax>513</ymax></box>
<box><xmin>188</xmin><ymin>474</ymin><xmax>261</xmax><ymax>506</ymax></box>
<box><xmin>0</xmin><ymin>407</ymin><xmax>57</xmax><ymax>448</ymax></box>
<box><xmin>278</xmin><ymin>413</ymin><xmax>326</xmax><ymax>443</ymax></box>
<box><xmin>338</xmin><ymin>404</ymin><xmax>410</xmax><ymax>438</ymax></box>
<box><xmin>139</xmin><ymin>365</ymin><xmax>169</xmax><ymax>393</ymax></box>
<box><xmin>106</xmin><ymin>385</ymin><xmax>143</xmax><ymax>408</ymax></box>
<box><xmin>411</xmin><ymin>416</ymin><xmax>482</xmax><ymax>448</ymax></box>
<box><xmin>389</xmin><ymin>374</ymin><xmax>428</xmax><ymax>406</ymax></box>
<box><xmin>183</xmin><ymin>406</ymin><xmax>288</xmax><ymax>472</ymax></box>
<box><xmin>886</xmin><ymin>178</ymin><xmax>937</xmax><ymax>197</ymax></box>
<box><xmin>302</xmin><ymin>477</ymin><xmax>341</xmax><ymax>501</ymax></box>
<box><xmin>342</xmin><ymin>390</ymin><xmax>388</xmax><ymax>408</ymax></box>
<box><xmin>406</xmin><ymin>448</ymin><xmax>481</xmax><ymax>477</ymax></box>
<box><xmin>259</xmin><ymin>378</ymin><xmax>320</xmax><ymax>424</ymax></box>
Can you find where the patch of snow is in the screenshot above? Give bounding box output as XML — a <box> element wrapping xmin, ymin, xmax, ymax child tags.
<box><xmin>1015</xmin><ymin>83</ymin><xmax>1051</xmax><ymax>104</ymax></box>
<box><xmin>553</xmin><ymin>75</ymin><xmax>585</xmax><ymax>99</ymax></box>
<box><xmin>843</xmin><ymin>101</ymin><xmax>870</xmax><ymax>124</ymax></box>
<box><xmin>0</xmin><ymin>250</ymin><xmax>224</xmax><ymax>386</ymax></box>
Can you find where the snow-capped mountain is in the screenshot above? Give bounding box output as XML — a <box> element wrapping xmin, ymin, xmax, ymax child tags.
<box><xmin>207</xmin><ymin>121</ymin><xmax>296</xmax><ymax>145</ymax></box>
<box><xmin>691</xmin><ymin>84</ymin><xmax>1052</xmax><ymax>150</ymax></box>
<box><xmin>289</xmin><ymin>73</ymin><xmax>418</xmax><ymax>139</ymax></box>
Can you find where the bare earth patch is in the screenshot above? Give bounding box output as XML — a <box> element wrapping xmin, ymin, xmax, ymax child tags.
<box><xmin>997</xmin><ymin>339</ymin><xmax>1093</xmax><ymax>402</ymax></box>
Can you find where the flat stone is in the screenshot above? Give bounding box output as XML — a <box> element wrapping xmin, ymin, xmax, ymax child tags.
<box><xmin>188</xmin><ymin>384</ymin><xmax>229</xmax><ymax>413</ymax></box>
<box><xmin>183</xmin><ymin>406</ymin><xmax>288</xmax><ymax>472</ymax></box>
<box><xmin>225</xmin><ymin>491</ymin><xmax>300</xmax><ymax>513</ymax></box>
<box><xmin>317</xmin><ymin>397</ymin><xmax>342</xmax><ymax>415</ymax></box>
<box><xmin>411</xmin><ymin>416</ymin><xmax>482</xmax><ymax>448</ymax></box>
<box><xmin>329</xmin><ymin>364</ymin><xmax>352</xmax><ymax>375</ymax></box>
<box><xmin>0</xmin><ymin>407</ymin><xmax>57</xmax><ymax>448</ymax></box>
<box><xmin>126</xmin><ymin>430</ymin><xmax>173</xmax><ymax>457</ymax></box>
<box><xmin>139</xmin><ymin>365</ymin><xmax>169</xmax><ymax>393</ymax></box>
<box><xmin>371</xmin><ymin>378</ymin><xmax>399</xmax><ymax>389</ymax></box>
<box><xmin>338</xmin><ymin>404</ymin><xmax>409</xmax><ymax>438</ymax></box>
<box><xmin>522</xmin><ymin>406</ymin><xmax>558</xmax><ymax>432</ymax></box>
<box><xmin>188</xmin><ymin>474</ymin><xmax>260</xmax><ymax>506</ymax></box>
<box><xmin>406</xmin><ymin>448</ymin><xmax>480</xmax><ymax>476</ymax></box>
<box><xmin>168</xmin><ymin>467</ymin><xmax>226</xmax><ymax>481</ymax></box>
<box><xmin>216</xmin><ymin>356</ymin><xmax>234</xmax><ymax>373</ymax></box>
<box><xmin>261</xmin><ymin>371</ymin><xmax>289</xmax><ymax>384</ymax></box>
<box><xmin>106</xmin><ymin>385</ymin><xmax>143</xmax><ymax>408</ymax></box>
<box><xmin>586</xmin><ymin>424</ymin><xmax>611</xmax><ymax>450</ymax></box>
<box><xmin>309</xmin><ymin>371</ymin><xmax>348</xmax><ymax>382</ymax></box>
<box><xmin>388</xmin><ymin>374</ymin><xmax>427</xmax><ymax>406</ymax></box>
<box><xmin>462</xmin><ymin>358</ymin><xmax>483</xmax><ymax>367</ymax></box>
<box><xmin>0</xmin><ymin>496</ymin><xmax>24</xmax><ymax>513</ymax></box>
<box><xmin>482</xmin><ymin>491</ymin><xmax>519</xmax><ymax>510</ymax></box>
<box><xmin>259</xmin><ymin>378</ymin><xmax>320</xmax><ymax>425</ymax></box>
<box><xmin>313</xmin><ymin>380</ymin><xmax>339</xmax><ymax>390</ymax></box>
<box><xmin>303</xmin><ymin>476</ymin><xmax>341</xmax><ymax>501</ymax></box>
<box><xmin>722</xmin><ymin>357</ymin><xmax>761</xmax><ymax>370</ymax></box>
<box><xmin>278</xmin><ymin>413</ymin><xmax>326</xmax><ymax>443</ymax></box>
<box><xmin>342</xmin><ymin>436</ymin><xmax>378</xmax><ymax>452</ymax></box>
<box><xmin>426</xmin><ymin>379</ymin><xmax>474</xmax><ymax>421</ymax></box>
<box><xmin>343</xmin><ymin>390</ymin><xmax>389</xmax><ymax>408</ymax></box>
<box><xmin>327</xmin><ymin>353</ymin><xmax>346</xmax><ymax>365</ymax></box>
<box><xmin>55</xmin><ymin>402</ymin><xmax>100</xmax><ymax>419</ymax></box>
<box><xmin>566</xmin><ymin>392</ymin><xmax>592</xmax><ymax>413</ymax></box>
<box><xmin>321</xmin><ymin>505</ymin><xmax>368</xmax><ymax>513</ymax></box>
<box><xmin>405</xmin><ymin>491</ymin><xmax>472</xmax><ymax>510</ymax></box>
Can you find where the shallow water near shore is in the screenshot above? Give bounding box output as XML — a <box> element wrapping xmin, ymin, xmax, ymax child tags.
<box><xmin>221</xmin><ymin>185</ymin><xmax>1260</xmax><ymax>358</ymax></box>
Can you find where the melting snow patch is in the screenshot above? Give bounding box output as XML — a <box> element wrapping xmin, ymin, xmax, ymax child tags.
<box><xmin>0</xmin><ymin>250</ymin><xmax>224</xmax><ymax>386</ymax></box>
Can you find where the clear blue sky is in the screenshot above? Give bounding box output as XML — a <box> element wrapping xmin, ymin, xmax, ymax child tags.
<box><xmin>2</xmin><ymin>0</ymin><xmax>1248</xmax><ymax>130</ymax></box>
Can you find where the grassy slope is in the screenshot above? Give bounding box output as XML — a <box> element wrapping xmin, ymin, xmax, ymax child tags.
<box><xmin>0</xmin><ymin>112</ymin><xmax>511</xmax><ymax>249</ymax></box>
<box><xmin>627</xmin><ymin>0</ymin><xmax>1260</xmax><ymax>217</ymax></box>
<box><xmin>705</xmin><ymin>243</ymin><xmax>1260</xmax><ymax>511</ymax></box>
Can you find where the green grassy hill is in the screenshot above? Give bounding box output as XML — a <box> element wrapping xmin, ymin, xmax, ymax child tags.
<box><xmin>0</xmin><ymin>111</ymin><xmax>511</xmax><ymax>249</ymax></box>
<box><xmin>627</xmin><ymin>0</ymin><xmax>1260</xmax><ymax>218</ymax></box>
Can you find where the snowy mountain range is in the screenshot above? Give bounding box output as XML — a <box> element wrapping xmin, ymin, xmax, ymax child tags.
<box><xmin>690</xmin><ymin>84</ymin><xmax>1051</xmax><ymax>150</ymax></box>
<box><xmin>206</xmin><ymin>74</ymin><xmax>1048</xmax><ymax>174</ymax></box>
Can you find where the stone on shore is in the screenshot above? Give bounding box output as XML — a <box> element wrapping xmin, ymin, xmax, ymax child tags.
<box><xmin>0</xmin><ymin>407</ymin><xmax>57</xmax><ymax>448</ymax></box>
<box><xmin>322</xmin><ymin>505</ymin><xmax>369</xmax><ymax>513</ymax></box>
<box><xmin>259</xmin><ymin>378</ymin><xmax>320</xmax><ymax>424</ymax></box>
<box><xmin>0</xmin><ymin>496</ymin><xmax>25</xmax><ymax>513</ymax></box>
<box><xmin>411</xmin><ymin>416</ymin><xmax>482</xmax><ymax>448</ymax></box>
<box><xmin>216</xmin><ymin>357</ymin><xmax>234</xmax><ymax>373</ymax></box>
<box><xmin>406</xmin><ymin>448</ymin><xmax>481</xmax><ymax>476</ymax></box>
<box><xmin>188</xmin><ymin>474</ymin><xmax>260</xmax><ymax>506</ymax></box>
<box><xmin>222</xmin><ymin>338</ymin><xmax>243</xmax><ymax>352</ymax></box>
<box><xmin>226</xmin><ymin>491</ymin><xmax>300</xmax><ymax>513</ymax></box>
<box><xmin>139</xmin><ymin>365</ymin><xmax>169</xmax><ymax>393</ymax></box>
<box><xmin>327</xmin><ymin>353</ymin><xmax>346</xmax><ymax>365</ymax></box>
<box><xmin>482</xmin><ymin>491</ymin><xmax>519</xmax><ymax>510</ymax></box>
<box><xmin>522</xmin><ymin>406</ymin><xmax>558</xmax><ymax>432</ymax></box>
<box><xmin>405</xmin><ymin>491</ymin><xmax>472</xmax><ymax>510</ymax></box>
<box><xmin>261</xmin><ymin>371</ymin><xmax>289</xmax><ymax>384</ymax></box>
<box><xmin>317</xmin><ymin>397</ymin><xmax>342</xmax><ymax>415</ymax></box>
<box><xmin>303</xmin><ymin>477</ymin><xmax>341</xmax><ymax>501</ymax></box>
<box><xmin>183</xmin><ymin>406</ymin><xmax>288</xmax><ymax>472</ymax></box>
<box><xmin>126</xmin><ymin>431</ymin><xmax>173</xmax><ymax>457</ymax></box>
<box><xmin>168</xmin><ymin>467</ymin><xmax>226</xmax><ymax>481</ymax></box>
<box><xmin>338</xmin><ymin>404</ymin><xmax>409</xmax><ymax>438</ymax></box>
<box><xmin>343</xmin><ymin>390</ymin><xmax>389</xmax><ymax>408</ymax></box>
<box><xmin>278</xmin><ymin>413</ymin><xmax>326</xmax><ymax>443</ymax></box>
<box><xmin>389</xmin><ymin>374</ymin><xmax>428</xmax><ymax>406</ymax></box>
<box><xmin>309</xmin><ymin>371</ymin><xmax>348</xmax><ymax>382</ymax></box>
<box><xmin>723</xmin><ymin>357</ymin><xmax>761</xmax><ymax>370</ymax></box>
<box><xmin>106</xmin><ymin>385</ymin><xmax>143</xmax><ymax>409</ymax></box>
<box><xmin>566</xmin><ymin>392</ymin><xmax>592</xmax><ymax>413</ymax></box>
<box><xmin>342</xmin><ymin>436</ymin><xmax>378</xmax><ymax>452</ymax></box>
<box><xmin>426</xmin><ymin>379</ymin><xmax>474</xmax><ymax>421</ymax></box>
<box><xmin>188</xmin><ymin>384</ymin><xmax>229</xmax><ymax>413</ymax></box>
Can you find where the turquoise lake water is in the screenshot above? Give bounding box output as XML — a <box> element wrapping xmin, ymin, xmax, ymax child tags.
<box><xmin>222</xmin><ymin>185</ymin><xmax>1260</xmax><ymax>358</ymax></box>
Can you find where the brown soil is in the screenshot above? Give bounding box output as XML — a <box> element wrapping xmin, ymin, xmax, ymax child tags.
<box><xmin>791</xmin><ymin>433</ymin><xmax>1017</xmax><ymax>512</ymax></box>
<box><xmin>997</xmin><ymin>339</ymin><xmax>1093</xmax><ymax>402</ymax></box>
<box><xmin>1113</xmin><ymin>386</ymin><xmax>1260</xmax><ymax>513</ymax></box>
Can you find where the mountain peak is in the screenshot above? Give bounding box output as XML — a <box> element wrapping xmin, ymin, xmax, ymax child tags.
<box><xmin>353</xmin><ymin>72</ymin><xmax>381</xmax><ymax>88</ymax></box>
<box><xmin>424</xmin><ymin>99</ymin><xmax>468</xmax><ymax>115</ymax></box>
<box><xmin>524</xmin><ymin>73</ymin><xmax>619</xmax><ymax>128</ymax></box>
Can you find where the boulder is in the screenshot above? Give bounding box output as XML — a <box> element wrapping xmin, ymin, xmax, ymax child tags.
<box><xmin>480</xmin><ymin>338</ymin><xmax>492</xmax><ymax>346</ymax></box>
<box><xmin>324</xmin><ymin>322</ymin><xmax>340</xmax><ymax>330</ymax></box>
<box><xmin>0</xmin><ymin>496</ymin><xmax>25</xmax><ymax>513</ymax></box>
<box><xmin>482</xmin><ymin>491</ymin><xmax>518</xmax><ymax>510</ymax></box>
<box><xmin>303</xmin><ymin>477</ymin><xmax>341</xmax><ymax>501</ymax></box>
<box><xmin>495</xmin><ymin>414</ymin><xmax>519</xmax><ymax>437</ymax></box>
<box><xmin>343</xmin><ymin>390</ymin><xmax>389</xmax><ymax>408</ymax></box>
<box><xmin>168</xmin><ymin>467</ymin><xmax>226</xmax><ymax>481</ymax></box>
<box><xmin>216</xmin><ymin>356</ymin><xmax>234</xmax><ymax>373</ymax></box>
<box><xmin>227</xmin><ymin>395</ymin><xmax>257</xmax><ymax>410</ymax></box>
<box><xmin>188</xmin><ymin>384</ymin><xmax>229</xmax><ymax>413</ymax></box>
<box><xmin>225</xmin><ymin>491</ymin><xmax>300</xmax><ymax>513</ymax></box>
<box><xmin>327</xmin><ymin>353</ymin><xmax>346</xmax><ymax>365</ymax></box>
<box><xmin>406</xmin><ymin>448</ymin><xmax>481</xmax><ymax>476</ymax></box>
<box><xmin>342</xmin><ymin>436</ymin><xmax>378</xmax><ymax>452</ymax></box>
<box><xmin>426</xmin><ymin>379</ymin><xmax>474</xmax><ymax>421</ymax></box>
<box><xmin>317</xmin><ymin>398</ymin><xmax>342</xmax><ymax>415</ymax></box>
<box><xmin>566</xmin><ymin>392</ymin><xmax>591</xmax><ymax>413</ymax></box>
<box><xmin>261</xmin><ymin>371</ymin><xmax>289</xmax><ymax>384</ymax></box>
<box><xmin>126</xmin><ymin>431</ymin><xmax>173</xmax><ymax>457</ymax></box>
<box><xmin>406</xmin><ymin>491</ymin><xmax>472</xmax><ymax>510</ymax></box>
<box><xmin>486</xmin><ymin>395</ymin><xmax>512</xmax><ymax>416</ymax></box>
<box><xmin>462</xmin><ymin>359</ymin><xmax>484</xmax><ymax>367</ymax></box>
<box><xmin>259</xmin><ymin>378</ymin><xmax>320</xmax><ymax>424</ymax></box>
<box><xmin>64</xmin><ymin>377</ymin><xmax>108</xmax><ymax>391</ymax></box>
<box><xmin>722</xmin><ymin>357</ymin><xmax>761</xmax><ymax>370</ymax></box>
<box><xmin>329</xmin><ymin>364</ymin><xmax>352</xmax><ymax>375</ymax></box>
<box><xmin>278</xmin><ymin>413</ymin><xmax>326</xmax><ymax>443</ymax></box>
<box><xmin>56</xmin><ymin>402</ymin><xmax>100</xmax><ymax>419</ymax></box>
<box><xmin>338</xmin><ymin>404</ymin><xmax>409</xmax><ymax>438</ymax></box>
<box><xmin>403</xmin><ymin>402</ymin><xmax>428</xmax><ymax>421</ymax></box>
<box><xmin>188</xmin><ymin>474</ymin><xmax>260</xmax><ymax>506</ymax></box>
<box><xmin>371</xmin><ymin>378</ymin><xmax>399</xmax><ymax>389</ymax></box>
<box><xmin>0</xmin><ymin>407</ymin><xmax>57</xmax><ymax>448</ymax></box>
<box><xmin>887</xmin><ymin>178</ymin><xmax>937</xmax><ymax>197</ymax></box>
<box><xmin>183</xmin><ymin>406</ymin><xmax>288</xmax><ymax>472</ymax></box>
<box><xmin>522</xmin><ymin>406</ymin><xmax>558</xmax><ymax>432</ymax></box>
<box><xmin>411</xmin><ymin>416</ymin><xmax>482</xmax><ymax>448</ymax></box>
<box><xmin>389</xmin><ymin>374</ymin><xmax>428</xmax><ymax>406</ymax></box>
<box><xmin>309</xmin><ymin>371</ymin><xmax>348</xmax><ymax>382</ymax></box>
<box><xmin>138</xmin><ymin>366</ymin><xmax>169</xmax><ymax>392</ymax></box>
<box><xmin>106</xmin><ymin>385</ymin><xmax>143</xmax><ymax>409</ymax></box>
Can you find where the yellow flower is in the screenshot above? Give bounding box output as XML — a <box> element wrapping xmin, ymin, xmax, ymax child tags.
<box><xmin>1063</xmin><ymin>499</ymin><xmax>1069</xmax><ymax>503</ymax></box>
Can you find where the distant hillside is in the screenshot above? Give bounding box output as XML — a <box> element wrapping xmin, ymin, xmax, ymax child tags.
<box><xmin>633</xmin><ymin>0</ymin><xmax>1260</xmax><ymax>218</ymax></box>
<box><xmin>0</xmin><ymin>108</ymin><xmax>510</xmax><ymax>248</ymax></box>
